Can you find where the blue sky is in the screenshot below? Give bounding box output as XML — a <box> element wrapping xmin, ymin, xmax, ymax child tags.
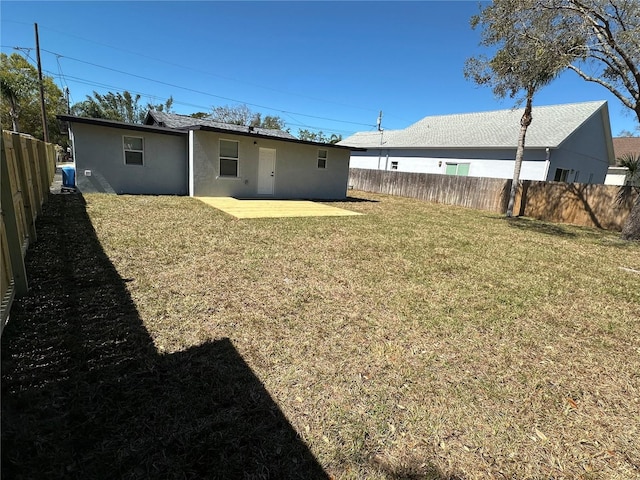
<box><xmin>2</xmin><ymin>1</ymin><xmax>638</xmax><ymax>138</ymax></box>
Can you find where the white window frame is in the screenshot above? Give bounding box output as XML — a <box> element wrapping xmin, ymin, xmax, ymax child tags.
<box><xmin>445</xmin><ymin>162</ymin><xmax>470</xmax><ymax>176</ymax></box>
<box><xmin>123</xmin><ymin>135</ymin><xmax>144</xmax><ymax>166</ymax></box>
<box><xmin>317</xmin><ymin>149</ymin><xmax>327</xmax><ymax>169</ymax></box>
<box><xmin>219</xmin><ymin>139</ymin><xmax>240</xmax><ymax>178</ymax></box>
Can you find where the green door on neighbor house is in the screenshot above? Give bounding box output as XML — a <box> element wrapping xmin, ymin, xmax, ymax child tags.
<box><xmin>445</xmin><ymin>163</ymin><xmax>470</xmax><ymax>176</ymax></box>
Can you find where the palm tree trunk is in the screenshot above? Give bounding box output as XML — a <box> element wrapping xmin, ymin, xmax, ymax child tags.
<box><xmin>621</xmin><ymin>194</ymin><xmax>640</xmax><ymax>241</ymax></box>
<box><xmin>506</xmin><ymin>89</ymin><xmax>534</xmax><ymax>217</ymax></box>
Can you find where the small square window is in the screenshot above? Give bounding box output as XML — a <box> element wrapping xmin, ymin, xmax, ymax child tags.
<box><xmin>391</xmin><ymin>161</ymin><xmax>398</xmax><ymax>170</ymax></box>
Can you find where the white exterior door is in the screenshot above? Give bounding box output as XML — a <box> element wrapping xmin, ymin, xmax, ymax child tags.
<box><xmin>257</xmin><ymin>147</ymin><xmax>276</xmax><ymax>195</ymax></box>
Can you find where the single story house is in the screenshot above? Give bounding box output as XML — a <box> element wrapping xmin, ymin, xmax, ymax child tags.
<box><xmin>58</xmin><ymin>111</ymin><xmax>360</xmax><ymax>199</ymax></box>
<box><xmin>339</xmin><ymin>101</ymin><xmax>615</xmax><ymax>184</ymax></box>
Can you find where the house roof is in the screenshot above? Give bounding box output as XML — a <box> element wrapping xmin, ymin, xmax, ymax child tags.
<box><xmin>144</xmin><ymin>110</ymin><xmax>297</xmax><ymax>140</ymax></box>
<box><xmin>339</xmin><ymin>101</ymin><xmax>610</xmax><ymax>149</ymax></box>
<box><xmin>57</xmin><ymin>115</ymin><xmax>188</xmax><ymax>136</ymax></box>
<box><xmin>58</xmin><ymin>114</ymin><xmax>362</xmax><ymax>151</ymax></box>
<box><xmin>612</xmin><ymin>136</ymin><xmax>640</xmax><ymax>159</ymax></box>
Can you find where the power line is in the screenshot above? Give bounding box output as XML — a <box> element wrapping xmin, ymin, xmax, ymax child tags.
<box><xmin>4</xmin><ymin>43</ymin><xmax>379</xmax><ymax>133</ymax></box>
<box><xmin>42</xmin><ymin>69</ymin><xmax>360</xmax><ymax>136</ymax></box>
<box><xmin>33</xmin><ymin>23</ymin><xmax>379</xmax><ymax>115</ymax></box>
<box><xmin>44</xmin><ymin>48</ymin><xmax>375</xmax><ymax>128</ymax></box>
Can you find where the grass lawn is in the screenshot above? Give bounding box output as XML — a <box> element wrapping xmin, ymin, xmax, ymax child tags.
<box><xmin>3</xmin><ymin>190</ymin><xmax>639</xmax><ymax>479</ymax></box>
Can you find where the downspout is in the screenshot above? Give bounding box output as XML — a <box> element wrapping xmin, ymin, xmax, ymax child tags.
<box><xmin>188</xmin><ymin>130</ymin><xmax>194</xmax><ymax>197</ymax></box>
<box><xmin>543</xmin><ymin>147</ymin><xmax>551</xmax><ymax>180</ymax></box>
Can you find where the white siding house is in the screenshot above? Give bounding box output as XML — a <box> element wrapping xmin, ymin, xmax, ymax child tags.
<box><xmin>340</xmin><ymin>101</ymin><xmax>615</xmax><ymax>184</ymax></box>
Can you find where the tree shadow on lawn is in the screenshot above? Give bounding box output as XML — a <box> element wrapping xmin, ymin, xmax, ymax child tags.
<box><xmin>1</xmin><ymin>193</ymin><xmax>328</xmax><ymax>479</ymax></box>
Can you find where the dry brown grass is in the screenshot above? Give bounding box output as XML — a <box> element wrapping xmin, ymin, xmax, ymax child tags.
<box><xmin>4</xmin><ymin>190</ymin><xmax>640</xmax><ymax>479</ymax></box>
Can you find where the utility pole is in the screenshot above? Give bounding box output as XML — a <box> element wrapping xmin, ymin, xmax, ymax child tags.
<box><xmin>377</xmin><ymin>110</ymin><xmax>384</xmax><ymax>170</ymax></box>
<box><xmin>35</xmin><ymin>23</ymin><xmax>49</xmax><ymax>143</ymax></box>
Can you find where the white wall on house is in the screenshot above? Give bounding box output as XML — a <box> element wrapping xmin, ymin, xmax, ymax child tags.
<box><xmin>349</xmin><ymin>147</ymin><xmax>549</xmax><ymax>180</ymax></box>
<box><xmin>546</xmin><ymin>110</ymin><xmax>611</xmax><ymax>184</ymax></box>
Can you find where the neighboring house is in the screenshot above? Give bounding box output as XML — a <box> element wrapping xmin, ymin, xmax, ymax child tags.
<box><xmin>340</xmin><ymin>101</ymin><xmax>614</xmax><ymax>184</ymax></box>
<box><xmin>58</xmin><ymin>112</ymin><xmax>359</xmax><ymax>199</ymax></box>
<box><xmin>605</xmin><ymin>136</ymin><xmax>640</xmax><ymax>186</ymax></box>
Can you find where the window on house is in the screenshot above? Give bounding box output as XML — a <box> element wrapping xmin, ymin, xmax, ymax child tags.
<box><xmin>445</xmin><ymin>163</ymin><xmax>470</xmax><ymax>176</ymax></box>
<box><xmin>391</xmin><ymin>161</ymin><xmax>398</xmax><ymax>170</ymax></box>
<box><xmin>574</xmin><ymin>170</ymin><xmax>580</xmax><ymax>182</ymax></box>
<box><xmin>317</xmin><ymin>149</ymin><xmax>327</xmax><ymax>169</ymax></box>
<box><xmin>554</xmin><ymin>168</ymin><xmax>570</xmax><ymax>182</ymax></box>
<box><xmin>123</xmin><ymin>136</ymin><xmax>144</xmax><ymax>166</ymax></box>
<box><xmin>220</xmin><ymin>139</ymin><xmax>239</xmax><ymax>177</ymax></box>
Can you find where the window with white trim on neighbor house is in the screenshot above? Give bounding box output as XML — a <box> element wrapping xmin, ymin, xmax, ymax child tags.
<box><xmin>123</xmin><ymin>136</ymin><xmax>144</xmax><ymax>166</ymax></box>
<box><xmin>317</xmin><ymin>149</ymin><xmax>327</xmax><ymax>169</ymax></box>
<box><xmin>220</xmin><ymin>139</ymin><xmax>239</xmax><ymax>177</ymax></box>
<box><xmin>445</xmin><ymin>163</ymin><xmax>469</xmax><ymax>176</ymax></box>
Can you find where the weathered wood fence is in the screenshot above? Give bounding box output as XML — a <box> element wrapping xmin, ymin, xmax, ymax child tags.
<box><xmin>349</xmin><ymin>168</ymin><xmax>637</xmax><ymax>231</ymax></box>
<box><xmin>1</xmin><ymin>130</ymin><xmax>56</xmax><ymax>332</ymax></box>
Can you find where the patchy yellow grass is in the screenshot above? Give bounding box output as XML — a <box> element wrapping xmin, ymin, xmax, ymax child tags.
<box><xmin>85</xmin><ymin>191</ymin><xmax>640</xmax><ymax>479</ymax></box>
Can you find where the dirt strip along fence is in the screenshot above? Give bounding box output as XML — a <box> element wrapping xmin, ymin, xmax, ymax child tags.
<box><xmin>349</xmin><ymin>168</ymin><xmax>637</xmax><ymax>231</ymax></box>
<box><xmin>1</xmin><ymin>130</ymin><xmax>56</xmax><ymax>332</ymax></box>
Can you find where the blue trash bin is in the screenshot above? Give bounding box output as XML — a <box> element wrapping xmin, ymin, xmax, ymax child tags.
<box><xmin>61</xmin><ymin>165</ymin><xmax>76</xmax><ymax>191</ymax></box>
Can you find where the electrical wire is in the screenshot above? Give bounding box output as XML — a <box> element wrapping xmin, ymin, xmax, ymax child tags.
<box><xmin>42</xmin><ymin>69</ymin><xmax>360</xmax><ymax>136</ymax></box>
<box><xmin>44</xmin><ymin>49</ymin><xmax>375</xmax><ymax>128</ymax></box>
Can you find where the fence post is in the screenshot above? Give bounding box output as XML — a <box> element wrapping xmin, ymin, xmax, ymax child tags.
<box><xmin>1</xmin><ymin>136</ymin><xmax>29</xmax><ymax>299</ymax></box>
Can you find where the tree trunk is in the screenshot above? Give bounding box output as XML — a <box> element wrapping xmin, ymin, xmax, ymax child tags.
<box><xmin>506</xmin><ymin>91</ymin><xmax>534</xmax><ymax>217</ymax></box>
<box><xmin>621</xmin><ymin>194</ymin><xmax>640</xmax><ymax>241</ymax></box>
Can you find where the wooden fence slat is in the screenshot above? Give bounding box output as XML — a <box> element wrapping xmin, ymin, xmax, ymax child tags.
<box><xmin>1</xmin><ymin>130</ymin><xmax>56</xmax><ymax>332</ymax></box>
<box><xmin>10</xmin><ymin>132</ymin><xmax>37</xmax><ymax>242</ymax></box>
<box><xmin>349</xmin><ymin>168</ymin><xmax>636</xmax><ymax>231</ymax></box>
<box><xmin>1</xmin><ymin>135</ymin><xmax>29</xmax><ymax>300</ymax></box>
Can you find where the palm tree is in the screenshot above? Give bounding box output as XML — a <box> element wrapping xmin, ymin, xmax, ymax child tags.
<box><xmin>616</xmin><ymin>152</ymin><xmax>640</xmax><ymax>191</ymax></box>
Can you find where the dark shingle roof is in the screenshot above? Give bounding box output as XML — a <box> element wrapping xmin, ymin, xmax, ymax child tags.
<box><xmin>144</xmin><ymin>110</ymin><xmax>297</xmax><ymax>140</ymax></box>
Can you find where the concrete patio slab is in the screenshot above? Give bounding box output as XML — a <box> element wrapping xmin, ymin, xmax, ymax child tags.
<box><xmin>197</xmin><ymin>197</ymin><xmax>362</xmax><ymax>219</ymax></box>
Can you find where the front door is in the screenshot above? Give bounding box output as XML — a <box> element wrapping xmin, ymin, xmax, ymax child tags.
<box><xmin>257</xmin><ymin>148</ymin><xmax>276</xmax><ymax>195</ymax></box>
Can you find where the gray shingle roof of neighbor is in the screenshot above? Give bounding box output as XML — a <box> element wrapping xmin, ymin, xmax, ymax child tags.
<box><xmin>339</xmin><ymin>101</ymin><xmax>610</xmax><ymax>149</ymax></box>
<box><xmin>144</xmin><ymin>110</ymin><xmax>297</xmax><ymax>140</ymax></box>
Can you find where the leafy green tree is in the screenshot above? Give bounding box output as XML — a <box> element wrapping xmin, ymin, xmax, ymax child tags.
<box><xmin>1</xmin><ymin>53</ymin><xmax>66</xmax><ymax>144</ymax></box>
<box><xmin>72</xmin><ymin>91</ymin><xmax>145</xmax><ymax>123</ymax></box>
<box><xmin>71</xmin><ymin>92</ymin><xmax>173</xmax><ymax>124</ymax></box>
<box><xmin>531</xmin><ymin>0</ymin><xmax>640</xmax><ymax>125</ymax></box>
<box><xmin>298</xmin><ymin>129</ymin><xmax>343</xmax><ymax>144</ymax></box>
<box><xmin>465</xmin><ymin>0</ymin><xmax>567</xmax><ymax>217</ymax></box>
<box><xmin>474</xmin><ymin>0</ymin><xmax>639</xmax><ymax>238</ymax></box>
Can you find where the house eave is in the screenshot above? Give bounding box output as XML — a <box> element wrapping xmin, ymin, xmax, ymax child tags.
<box><xmin>188</xmin><ymin>125</ymin><xmax>365</xmax><ymax>151</ymax></box>
<box><xmin>57</xmin><ymin>115</ymin><xmax>188</xmax><ymax>136</ymax></box>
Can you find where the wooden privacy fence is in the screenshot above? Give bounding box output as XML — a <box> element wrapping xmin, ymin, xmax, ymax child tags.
<box><xmin>1</xmin><ymin>130</ymin><xmax>56</xmax><ymax>332</ymax></box>
<box><xmin>349</xmin><ymin>168</ymin><xmax>637</xmax><ymax>231</ymax></box>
